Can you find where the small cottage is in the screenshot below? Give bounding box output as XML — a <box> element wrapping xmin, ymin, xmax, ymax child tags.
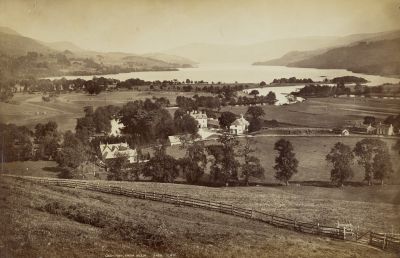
<box><xmin>229</xmin><ymin>115</ymin><xmax>249</xmax><ymax>135</ymax></box>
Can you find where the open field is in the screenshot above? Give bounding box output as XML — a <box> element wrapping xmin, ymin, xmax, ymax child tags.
<box><xmin>85</xmin><ymin>179</ymin><xmax>400</xmax><ymax>234</ymax></box>
<box><xmin>3</xmin><ymin>136</ymin><xmax>400</xmax><ymax>184</ymax></box>
<box><xmin>0</xmin><ymin>91</ymin><xmax>209</xmax><ymax>131</ymax></box>
<box><xmin>222</xmin><ymin>97</ymin><xmax>400</xmax><ymax>128</ymax></box>
<box><xmin>1</xmin><ymin>92</ymin><xmax>400</xmax><ymax>132</ymax></box>
<box><xmin>242</xmin><ymin>136</ymin><xmax>400</xmax><ymax>184</ymax></box>
<box><xmin>167</xmin><ymin>136</ymin><xmax>400</xmax><ymax>185</ymax></box>
<box><xmin>0</xmin><ymin>176</ymin><xmax>397</xmax><ymax>258</ymax></box>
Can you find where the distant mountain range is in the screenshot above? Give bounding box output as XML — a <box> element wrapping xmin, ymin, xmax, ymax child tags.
<box><xmin>165</xmin><ymin>30</ymin><xmax>400</xmax><ymax>64</ymax></box>
<box><xmin>0</xmin><ymin>26</ymin><xmax>196</xmax><ymax>78</ymax></box>
<box><xmin>254</xmin><ymin>30</ymin><xmax>400</xmax><ymax>77</ymax></box>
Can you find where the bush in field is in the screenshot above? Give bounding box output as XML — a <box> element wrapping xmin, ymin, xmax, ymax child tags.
<box><xmin>326</xmin><ymin>142</ymin><xmax>354</xmax><ymax>187</ymax></box>
<box><xmin>273</xmin><ymin>139</ymin><xmax>298</xmax><ymax>186</ymax></box>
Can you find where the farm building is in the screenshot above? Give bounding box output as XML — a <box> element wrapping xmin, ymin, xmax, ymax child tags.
<box><xmin>99</xmin><ymin>142</ymin><xmax>138</xmax><ymax>164</ymax></box>
<box><xmin>230</xmin><ymin>115</ymin><xmax>249</xmax><ymax>135</ymax></box>
<box><xmin>376</xmin><ymin>123</ymin><xmax>394</xmax><ymax>136</ymax></box>
<box><xmin>365</xmin><ymin>123</ymin><xmax>394</xmax><ymax>136</ymax></box>
<box><xmin>189</xmin><ymin>110</ymin><xmax>208</xmax><ymax>128</ymax></box>
<box><xmin>168</xmin><ymin>135</ymin><xmax>182</xmax><ymax>146</ymax></box>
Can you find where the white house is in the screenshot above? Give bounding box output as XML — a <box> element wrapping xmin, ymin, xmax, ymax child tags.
<box><xmin>168</xmin><ymin>135</ymin><xmax>182</xmax><ymax>146</ymax></box>
<box><xmin>341</xmin><ymin>129</ymin><xmax>350</xmax><ymax>136</ymax></box>
<box><xmin>99</xmin><ymin>142</ymin><xmax>137</xmax><ymax>163</ymax></box>
<box><xmin>189</xmin><ymin>110</ymin><xmax>207</xmax><ymax>128</ymax></box>
<box><xmin>229</xmin><ymin>115</ymin><xmax>250</xmax><ymax>135</ymax></box>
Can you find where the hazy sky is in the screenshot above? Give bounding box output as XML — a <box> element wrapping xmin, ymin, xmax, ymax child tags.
<box><xmin>0</xmin><ymin>0</ymin><xmax>399</xmax><ymax>53</ymax></box>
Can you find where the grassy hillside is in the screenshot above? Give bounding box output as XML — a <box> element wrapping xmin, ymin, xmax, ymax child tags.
<box><xmin>0</xmin><ymin>31</ymin><xmax>54</xmax><ymax>56</ymax></box>
<box><xmin>289</xmin><ymin>39</ymin><xmax>400</xmax><ymax>77</ymax></box>
<box><xmin>256</xmin><ymin>38</ymin><xmax>400</xmax><ymax>77</ymax></box>
<box><xmin>0</xmin><ymin>27</ymin><xmax>192</xmax><ymax>79</ymax></box>
<box><xmin>0</xmin><ymin>176</ymin><xmax>397</xmax><ymax>257</ymax></box>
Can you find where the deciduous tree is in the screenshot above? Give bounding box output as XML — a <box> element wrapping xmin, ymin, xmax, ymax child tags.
<box><xmin>218</xmin><ymin>112</ymin><xmax>237</xmax><ymax>129</ymax></box>
<box><xmin>273</xmin><ymin>139</ymin><xmax>298</xmax><ymax>186</ymax></box>
<box><xmin>326</xmin><ymin>142</ymin><xmax>354</xmax><ymax>187</ymax></box>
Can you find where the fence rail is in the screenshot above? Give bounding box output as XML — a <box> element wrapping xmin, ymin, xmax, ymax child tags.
<box><xmin>2</xmin><ymin>174</ymin><xmax>399</xmax><ymax>252</ymax></box>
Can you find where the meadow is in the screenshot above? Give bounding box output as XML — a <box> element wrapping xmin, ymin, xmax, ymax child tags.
<box><xmin>0</xmin><ymin>176</ymin><xmax>397</xmax><ymax>258</ymax></box>
<box><xmin>222</xmin><ymin>97</ymin><xmax>400</xmax><ymax>128</ymax></box>
<box><xmin>0</xmin><ymin>90</ymin><xmax>208</xmax><ymax>131</ymax></box>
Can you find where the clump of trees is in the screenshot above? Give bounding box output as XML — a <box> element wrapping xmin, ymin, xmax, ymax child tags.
<box><xmin>353</xmin><ymin>139</ymin><xmax>393</xmax><ymax>185</ymax></box>
<box><xmin>293</xmin><ymin>84</ymin><xmax>351</xmax><ymax>98</ymax></box>
<box><xmin>331</xmin><ymin>76</ymin><xmax>368</xmax><ymax>84</ymax></box>
<box><xmin>0</xmin><ymin>123</ymin><xmax>33</xmax><ymax>162</ymax></box>
<box><xmin>207</xmin><ymin>133</ymin><xmax>241</xmax><ymax>185</ymax></box>
<box><xmin>326</xmin><ymin>138</ymin><xmax>393</xmax><ymax>186</ymax></box>
<box><xmin>143</xmin><ymin>146</ymin><xmax>179</xmax><ymax>183</ymax></box>
<box><xmin>272</xmin><ymin>77</ymin><xmax>314</xmax><ymax>84</ymax></box>
<box><xmin>56</xmin><ymin>130</ymin><xmax>92</xmax><ymax>178</ymax></box>
<box><xmin>179</xmin><ymin>141</ymin><xmax>207</xmax><ymax>184</ymax></box>
<box><xmin>34</xmin><ymin>121</ymin><xmax>60</xmax><ymax>160</ymax></box>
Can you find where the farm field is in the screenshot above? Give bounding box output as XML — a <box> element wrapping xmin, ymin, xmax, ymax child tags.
<box><xmin>87</xmin><ymin>179</ymin><xmax>400</xmax><ymax>234</ymax></box>
<box><xmin>5</xmin><ymin>135</ymin><xmax>398</xmax><ymax>184</ymax></box>
<box><xmin>0</xmin><ymin>176</ymin><xmax>397</xmax><ymax>258</ymax></box>
<box><xmin>222</xmin><ymin>97</ymin><xmax>400</xmax><ymax>128</ymax></box>
<box><xmin>0</xmin><ymin>90</ymin><xmax>208</xmax><ymax>131</ymax></box>
<box><xmin>167</xmin><ymin>136</ymin><xmax>400</xmax><ymax>185</ymax></box>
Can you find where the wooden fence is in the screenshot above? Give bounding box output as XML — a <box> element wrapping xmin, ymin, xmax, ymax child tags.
<box><xmin>3</xmin><ymin>174</ymin><xmax>400</xmax><ymax>252</ymax></box>
<box><xmin>370</xmin><ymin>232</ymin><xmax>400</xmax><ymax>252</ymax></box>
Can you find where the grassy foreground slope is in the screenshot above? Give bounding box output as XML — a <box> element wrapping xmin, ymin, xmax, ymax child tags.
<box><xmin>0</xmin><ymin>177</ymin><xmax>395</xmax><ymax>258</ymax></box>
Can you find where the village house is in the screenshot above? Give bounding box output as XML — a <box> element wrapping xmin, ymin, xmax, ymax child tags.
<box><xmin>168</xmin><ymin>135</ymin><xmax>182</xmax><ymax>146</ymax></box>
<box><xmin>99</xmin><ymin>142</ymin><xmax>138</xmax><ymax>164</ymax></box>
<box><xmin>376</xmin><ymin>123</ymin><xmax>394</xmax><ymax>136</ymax></box>
<box><xmin>189</xmin><ymin>110</ymin><xmax>208</xmax><ymax>128</ymax></box>
<box><xmin>229</xmin><ymin>115</ymin><xmax>249</xmax><ymax>135</ymax></box>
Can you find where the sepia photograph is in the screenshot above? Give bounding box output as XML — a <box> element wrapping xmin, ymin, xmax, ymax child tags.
<box><xmin>0</xmin><ymin>0</ymin><xmax>399</xmax><ymax>257</ymax></box>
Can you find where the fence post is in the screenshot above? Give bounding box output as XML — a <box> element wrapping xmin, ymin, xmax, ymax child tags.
<box><xmin>343</xmin><ymin>227</ymin><xmax>346</xmax><ymax>240</ymax></box>
<box><xmin>153</xmin><ymin>191</ymin><xmax>156</xmax><ymax>200</ymax></box>
<box><xmin>317</xmin><ymin>223</ymin><xmax>320</xmax><ymax>234</ymax></box>
<box><xmin>231</xmin><ymin>204</ymin><xmax>233</xmax><ymax>214</ymax></box>
<box><xmin>144</xmin><ymin>190</ymin><xmax>147</xmax><ymax>199</ymax></box>
<box><xmin>271</xmin><ymin>215</ymin><xmax>274</xmax><ymax>224</ymax></box>
<box><xmin>294</xmin><ymin>219</ymin><xmax>297</xmax><ymax>231</ymax></box>
<box><xmin>382</xmin><ymin>234</ymin><xmax>386</xmax><ymax>249</ymax></box>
